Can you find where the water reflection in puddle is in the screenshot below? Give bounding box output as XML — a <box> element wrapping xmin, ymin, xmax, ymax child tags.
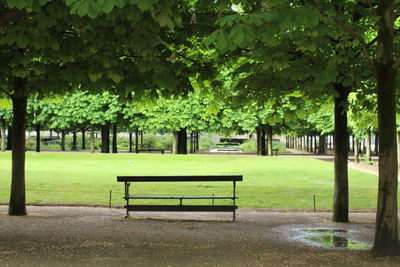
<box><xmin>302</xmin><ymin>228</ymin><xmax>370</xmax><ymax>249</ymax></box>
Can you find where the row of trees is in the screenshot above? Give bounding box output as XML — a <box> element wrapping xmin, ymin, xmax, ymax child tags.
<box><xmin>1</xmin><ymin>0</ymin><xmax>399</xmax><ymax>256</ymax></box>
<box><xmin>0</xmin><ymin>90</ymin><xmax>383</xmax><ymax>156</ymax></box>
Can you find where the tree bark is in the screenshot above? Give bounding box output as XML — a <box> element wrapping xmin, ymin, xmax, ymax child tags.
<box><xmin>129</xmin><ymin>132</ymin><xmax>133</xmax><ymax>153</ymax></box>
<box><xmin>176</xmin><ymin>128</ymin><xmax>187</xmax><ymax>154</ymax></box>
<box><xmin>135</xmin><ymin>129</ymin><xmax>139</xmax><ymax>153</ymax></box>
<box><xmin>71</xmin><ymin>131</ymin><xmax>77</xmax><ymax>151</ymax></box>
<box><xmin>375</xmin><ymin>132</ymin><xmax>379</xmax><ymax>155</ymax></box>
<box><xmin>313</xmin><ymin>135</ymin><xmax>317</xmax><ymax>154</ymax></box>
<box><xmin>1</xmin><ymin>126</ymin><xmax>6</xmax><ymax>152</ymax></box>
<box><xmin>172</xmin><ymin>132</ymin><xmax>178</xmax><ymax>154</ymax></box>
<box><xmin>332</xmin><ymin>83</ymin><xmax>349</xmax><ymax>223</ymax></box>
<box><xmin>112</xmin><ymin>124</ymin><xmax>117</xmax><ymax>153</ymax></box>
<box><xmin>140</xmin><ymin>131</ymin><xmax>144</xmax><ymax>148</ymax></box>
<box><xmin>257</xmin><ymin>124</ymin><xmax>266</xmax><ymax>156</ymax></box>
<box><xmin>35</xmin><ymin>124</ymin><xmax>40</xmax><ymax>153</ymax></box>
<box><xmin>190</xmin><ymin>132</ymin><xmax>194</xmax><ymax>153</ymax></box>
<box><xmin>90</xmin><ymin>130</ymin><xmax>95</xmax><ymax>153</ymax></box>
<box><xmin>8</xmin><ymin>78</ymin><xmax>27</xmax><ymax>216</ymax></box>
<box><xmin>372</xmin><ymin>0</ymin><xmax>400</xmax><ymax>256</ymax></box>
<box><xmin>318</xmin><ymin>135</ymin><xmax>327</xmax><ymax>155</ymax></box>
<box><xmin>366</xmin><ymin>132</ymin><xmax>372</xmax><ymax>161</ymax></box>
<box><xmin>81</xmin><ymin>129</ymin><xmax>86</xmax><ymax>150</ymax></box>
<box><xmin>101</xmin><ymin>123</ymin><xmax>110</xmax><ymax>153</ymax></box>
<box><xmin>354</xmin><ymin>139</ymin><xmax>360</xmax><ymax>163</ymax></box>
<box><xmin>267</xmin><ymin>125</ymin><xmax>273</xmax><ymax>156</ymax></box>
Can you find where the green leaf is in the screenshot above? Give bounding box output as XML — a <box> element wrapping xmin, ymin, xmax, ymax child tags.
<box><xmin>102</xmin><ymin>0</ymin><xmax>114</xmax><ymax>13</ymax></box>
<box><xmin>215</xmin><ymin>30</ymin><xmax>229</xmax><ymax>53</ymax></box>
<box><xmin>38</xmin><ymin>0</ymin><xmax>51</xmax><ymax>5</ymax></box>
<box><xmin>77</xmin><ymin>0</ymin><xmax>89</xmax><ymax>17</ymax></box>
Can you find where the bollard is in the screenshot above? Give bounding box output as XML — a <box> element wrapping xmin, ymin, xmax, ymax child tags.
<box><xmin>313</xmin><ymin>194</ymin><xmax>316</xmax><ymax>212</ymax></box>
<box><xmin>109</xmin><ymin>190</ymin><xmax>112</xmax><ymax>209</ymax></box>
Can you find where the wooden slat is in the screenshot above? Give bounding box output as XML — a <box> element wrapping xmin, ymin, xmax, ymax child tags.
<box><xmin>117</xmin><ymin>175</ymin><xmax>243</xmax><ymax>182</ymax></box>
<box><xmin>126</xmin><ymin>205</ymin><xmax>237</xmax><ymax>212</ymax></box>
<box><xmin>125</xmin><ymin>195</ymin><xmax>237</xmax><ymax>200</ymax></box>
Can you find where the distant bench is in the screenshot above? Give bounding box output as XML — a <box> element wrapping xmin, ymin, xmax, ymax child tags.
<box><xmin>117</xmin><ymin>175</ymin><xmax>243</xmax><ymax>221</ymax></box>
<box><xmin>135</xmin><ymin>149</ymin><xmax>167</xmax><ymax>154</ymax></box>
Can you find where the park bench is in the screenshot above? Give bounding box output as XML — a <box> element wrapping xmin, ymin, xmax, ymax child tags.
<box><xmin>42</xmin><ymin>137</ymin><xmax>60</xmax><ymax>145</ymax></box>
<box><xmin>136</xmin><ymin>148</ymin><xmax>166</xmax><ymax>154</ymax></box>
<box><xmin>117</xmin><ymin>175</ymin><xmax>243</xmax><ymax>221</ymax></box>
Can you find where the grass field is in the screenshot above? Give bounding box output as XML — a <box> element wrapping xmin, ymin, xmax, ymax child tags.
<box><xmin>0</xmin><ymin>152</ymin><xmax>382</xmax><ymax>210</ymax></box>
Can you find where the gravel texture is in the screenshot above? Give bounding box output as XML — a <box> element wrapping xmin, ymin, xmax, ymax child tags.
<box><xmin>0</xmin><ymin>205</ymin><xmax>399</xmax><ymax>266</ymax></box>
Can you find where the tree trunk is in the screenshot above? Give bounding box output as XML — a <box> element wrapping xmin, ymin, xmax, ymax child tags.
<box><xmin>190</xmin><ymin>132</ymin><xmax>194</xmax><ymax>154</ymax></box>
<box><xmin>135</xmin><ymin>129</ymin><xmax>139</xmax><ymax>153</ymax></box>
<box><xmin>6</xmin><ymin>126</ymin><xmax>12</xmax><ymax>150</ymax></box>
<box><xmin>375</xmin><ymin>132</ymin><xmax>379</xmax><ymax>155</ymax></box>
<box><xmin>71</xmin><ymin>131</ymin><xmax>77</xmax><ymax>151</ymax></box>
<box><xmin>332</xmin><ymin>83</ymin><xmax>349</xmax><ymax>223</ymax></box>
<box><xmin>101</xmin><ymin>123</ymin><xmax>110</xmax><ymax>153</ymax></box>
<box><xmin>172</xmin><ymin>132</ymin><xmax>178</xmax><ymax>154</ymax></box>
<box><xmin>81</xmin><ymin>129</ymin><xmax>86</xmax><ymax>150</ymax></box>
<box><xmin>1</xmin><ymin>126</ymin><xmax>6</xmax><ymax>152</ymax></box>
<box><xmin>129</xmin><ymin>132</ymin><xmax>133</xmax><ymax>153</ymax></box>
<box><xmin>314</xmin><ymin>135</ymin><xmax>318</xmax><ymax>154</ymax></box>
<box><xmin>318</xmin><ymin>135</ymin><xmax>327</xmax><ymax>155</ymax></box>
<box><xmin>49</xmin><ymin>130</ymin><xmax>52</xmax><ymax>139</ymax></box>
<box><xmin>35</xmin><ymin>124</ymin><xmax>40</xmax><ymax>152</ymax></box>
<box><xmin>90</xmin><ymin>130</ymin><xmax>95</xmax><ymax>153</ymax></box>
<box><xmin>140</xmin><ymin>131</ymin><xmax>144</xmax><ymax>148</ymax></box>
<box><xmin>366</xmin><ymin>132</ymin><xmax>372</xmax><ymax>161</ymax></box>
<box><xmin>354</xmin><ymin>139</ymin><xmax>360</xmax><ymax>163</ymax></box>
<box><xmin>8</xmin><ymin>78</ymin><xmax>27</xmax><ymax>216</ymax></box>
<box><xmin>372</xmin><ymin>0</ymin><xmax>400</xmax><ymax>256</ymax></box>
<box><xmin>112</xmin><ymin>124</ymin><xmax>117</xmax><ymax>153</ymax></box>
<box><xmin>267</xmin><ymin>125</ymin><xmax>273</xmax><ymax>156</ymax></box>
<box><xmin>397</xmin><ymin>132</ymin><xmax>400</xmax><ymax>171</ymax></box>
<box><xmin>61</xmin><ymin>131</ymin><xmax>66</xmax><ymax>151</ymax></box>
<box><xmin>257</xmin><ymin>124</ymin><xmax>266</xmax><ymax>156</ymax></box>
<box><xmin>176</xmin><ymin>128</ymin><xmax>187</xmax><ymax>154</ymax></box>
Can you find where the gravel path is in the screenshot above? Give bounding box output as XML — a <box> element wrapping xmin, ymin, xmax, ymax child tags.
<box><xmin>1</xmin><ymin>206</ymin><xmax>400</xmax><ymax>266</ymax></box>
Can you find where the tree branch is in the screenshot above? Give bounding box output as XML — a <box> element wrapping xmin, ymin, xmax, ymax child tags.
<box><xmin>311</xmin><ymin>1</ymin><xmax>375</xmax><ymax>68</ymax></box>
<box><xmin>0</xmin><ymin>87</ymin><xmax>12</xmax><ymax>98</ymax></box>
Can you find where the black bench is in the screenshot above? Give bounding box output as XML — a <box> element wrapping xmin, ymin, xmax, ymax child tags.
<box><xmin>117</xmin><ymin>175</ymin><xmax>243</xmax><ymax>221</ymax></box>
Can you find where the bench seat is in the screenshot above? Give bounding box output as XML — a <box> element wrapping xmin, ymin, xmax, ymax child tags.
<box><xmin>126</xmin><ymin>195</ymin><xmax>237</xmax><ymax>200</ymax></box>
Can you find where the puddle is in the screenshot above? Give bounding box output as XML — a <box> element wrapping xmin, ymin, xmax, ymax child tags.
<box><xmin>301</xmin><ymin>228</ymin><xmax>370</xmax><ymax>249</ymax></box>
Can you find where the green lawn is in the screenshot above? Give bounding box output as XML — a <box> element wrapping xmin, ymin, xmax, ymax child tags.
<box><xmin>0</xmin><ymin>152</ymin><xmax>381</xmax><ymax>210</ymax></box>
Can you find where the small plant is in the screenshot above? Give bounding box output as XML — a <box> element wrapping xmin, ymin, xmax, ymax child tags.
<box><xmin>240</xmin><ymin>139</ymin><xmax>256</xmax><ymax>152</ymax></box>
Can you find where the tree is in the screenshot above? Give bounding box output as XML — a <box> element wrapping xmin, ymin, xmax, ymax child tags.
<box><xmin>1</xmin><ymin>0</ymin><xmax>186</xmax><ymax>215</ymax></box>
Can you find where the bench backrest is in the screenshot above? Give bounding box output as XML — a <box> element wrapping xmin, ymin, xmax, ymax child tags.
<box><xmin>117</xmin><ymin>175</ymin><xmax>243</xmax><ymax>182</ymax></box>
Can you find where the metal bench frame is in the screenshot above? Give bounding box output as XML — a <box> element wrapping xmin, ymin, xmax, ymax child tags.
<box><xmin>117</xmin><ymin>175</ymin><xmax>243</xmax><ymax>221</ymax></box>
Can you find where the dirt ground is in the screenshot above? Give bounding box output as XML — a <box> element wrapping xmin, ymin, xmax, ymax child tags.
<box><xmin>0</xmin><ymin>205</ymin><xmax>399</xmax><ymax>267</ymax></box>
